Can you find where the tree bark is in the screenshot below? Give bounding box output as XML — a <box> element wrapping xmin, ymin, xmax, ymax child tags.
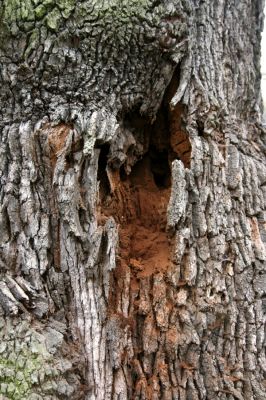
<box><xmin>0</xmin><ymin>1</ymin><xmax>266</xmax><ymax>399</ymax></box>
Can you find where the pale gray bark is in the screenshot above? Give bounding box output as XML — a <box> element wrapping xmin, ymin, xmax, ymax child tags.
<box><xmin>0</xmin><ymin>1</ymin><xmax>266</xmax><ymax>399</ymax></box>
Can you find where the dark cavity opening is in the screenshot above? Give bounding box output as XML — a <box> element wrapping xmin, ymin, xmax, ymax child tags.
<box><xmin>120</xmin><ymin>100</ymin><xmax>173</xmax><ymax>191</ymax></box>
<box><xmin>97</xmin><ymin>144</ymin><xmax>111</xmax><ymax>202</ymax></box>
<box><xmin>150</xmin><ymin>146</ymin><xmax>171</xmax><ymax>189</ymax></box>
<box><xmin>97</xmin><ymin>70</ymin><xmax>191</xmax><ymax>217</ymax></box>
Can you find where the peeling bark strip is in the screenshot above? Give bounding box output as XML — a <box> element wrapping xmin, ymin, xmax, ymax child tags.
<box><xmin>0</xmin><ymin>1</ymin><xmax>266</xmax><ymax>399</ymax></box>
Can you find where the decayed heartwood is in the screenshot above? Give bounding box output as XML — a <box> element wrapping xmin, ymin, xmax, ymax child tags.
<box><xmin>0</xmin><ymin>1</ymin><xmax>266</xmax><ymax>399</ymax></box>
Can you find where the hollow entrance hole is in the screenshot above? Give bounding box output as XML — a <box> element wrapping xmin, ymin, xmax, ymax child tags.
<box><xmin>97</xmin><ymin>106</ymin><xmax>175</xmax><ymax>279</ymax></box>
<box><xmin>97</xmin><ymin>72</ymin><xmax>191</xmax><ymax>279</ymax></box>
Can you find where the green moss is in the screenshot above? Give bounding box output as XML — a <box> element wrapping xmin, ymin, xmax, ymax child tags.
<box><xmin>0</xmin><ymin>337</ymin><xmax>52</xmax><ymax>399</ymax></box>
<box><xmin>57</xmin><ymin>0</ymin><xmax>75</xmax><ymax>19</ymax></box>
<box><xmin>35</xmin><ymin>4</ymin><xmax>47</xmax><ymax>19</ymax></box>
<box><xmin>2</xmin><ymin>0</ymin><xmax>18</xmax><ymax>23</ymax></box>
<box><xmin>0</xmin><ymin>0</ymin><xmax>163</xmax><ymax>62</ymax></box>
<box><xmin>2</xmin><ymin>0</ymin><xmax>74</xmax><ymax>31</ymax></box>
<box><xmin>2</xmin><ymin>0</ymin><xmax>153</xmax><ymax>26</ymax></box>
<box><xmin>46</xmin><ymin>7</ymin><xmax>61</xmax><ymax>30</ymax></box>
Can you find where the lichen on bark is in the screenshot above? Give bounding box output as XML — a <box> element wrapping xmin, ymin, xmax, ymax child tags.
<box><xmin>0</xmin><ymin>315</ymin><xmax>83</xmax><ymax>399</ymax></box>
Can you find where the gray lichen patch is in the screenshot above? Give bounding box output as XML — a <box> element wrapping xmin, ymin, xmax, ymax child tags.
<box><xmin>0</xmin><ymin>316</ymin><xmax>84</xmax><ymax>399</ymax></box>
<box><xmin>2</xmin><ymin>0</ymin><xmax>75</xmax><ymax>30</ymax></box>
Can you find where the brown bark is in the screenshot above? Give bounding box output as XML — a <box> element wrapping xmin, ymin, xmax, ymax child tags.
<box><xmin>0</xmin><ymin>1</ymin><xmax>265</xmax><ymax>399</ymax></box>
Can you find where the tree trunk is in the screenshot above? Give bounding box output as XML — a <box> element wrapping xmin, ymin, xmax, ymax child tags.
<box><xmin>0</xmin><ymin>1</ymin><xmax>266</xmax><ymax>399</ymax></box>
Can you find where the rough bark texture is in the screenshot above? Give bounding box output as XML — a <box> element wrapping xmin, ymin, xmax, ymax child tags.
<box><xmin>0</xmin><ymin>1</ymin><xmax>266</xmax><ymax>399</ymax></box>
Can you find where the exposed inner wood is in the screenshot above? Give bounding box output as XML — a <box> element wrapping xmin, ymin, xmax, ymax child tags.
<box><xmin>98</xmin><ymin>111</ymin><xmax>172</xmax><ymax>280</ymax></box>
<box><xmin>102</xmin><ymin>154</ymin><xmax>172</xmax><ymax>279</ymax></box>
<box><xmin>97</xmin><ymin>96</ymin><xmax>191</xmax><ymax>282</ymax></box>
<box><xmin>47</xmin><ymin>123</ymin><xmax>71</xmax><ymax>172</ymax></box>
